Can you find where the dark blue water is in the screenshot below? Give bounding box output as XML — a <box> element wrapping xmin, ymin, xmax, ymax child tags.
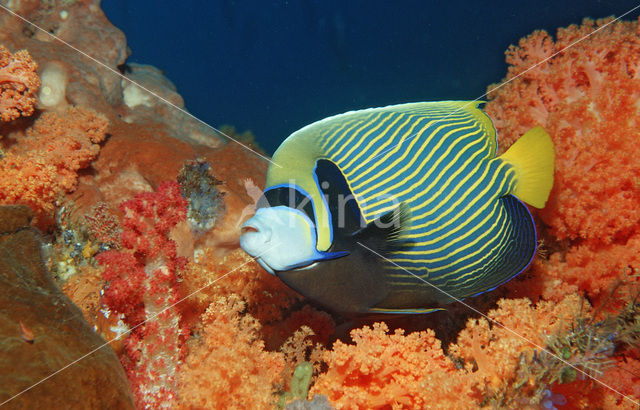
<box><xmin>103</xmin><ymin>1</ymin><xmax>640</xmax><ymax>154</ymax></box>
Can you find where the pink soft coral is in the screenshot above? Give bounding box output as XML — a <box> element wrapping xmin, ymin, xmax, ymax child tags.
<box><xmin>0</xmin><ymin>45</ymin><xmax>39</xmax><ymax>122</ymax></box>
<box><xmin>98</xmin><ymin>181</ymin><xmax>189</xmax><ymax>409</ymax></box>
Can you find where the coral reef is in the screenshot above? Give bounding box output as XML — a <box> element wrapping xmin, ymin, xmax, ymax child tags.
<box><xmin>305</xmin><ymin>17</ymin><xmax>640</xmax><ymax>409</ymax></box>
<box><xmin>306</xmin><ymin>294</ymin><xmax>639</xmax><ymax>409</ymax></box>
<box><xmin>1</xmin><ymin>1</ymin><xmax>639</xmax><ymax>408</ymax></box>
<box><xmin>311</xmin><ymin>322</ymin><xmax>477</xmax><ymax>409</ymax></box>
<box><xmin>179</xmin><ymin>248</ymin><xmax>302</xmax><ymax>326</ymax></box>
<box><xmin>448</xmin><ymin>295</ymin><xmax>592</xmax><ymax>408</ymax></box>
<box><xmin>0</xmin><ymin>1</ymin><xmax>272</xmax><ymax>408</ymax></box>
<box><xmin>0</xmin><ymin>0</ymin><xmax>127</xmax><ymax>110</ymax></box>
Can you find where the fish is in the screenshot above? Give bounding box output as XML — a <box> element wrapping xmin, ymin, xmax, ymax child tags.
<box><xmin>19</xmin><ymin>320</ymin><xmax>34</xmax><ymax>344</ymax></box>
<box><xmin>240</xmin><ymin>101</ymin><xmax>554</xmax><ymax>314</ymax></box>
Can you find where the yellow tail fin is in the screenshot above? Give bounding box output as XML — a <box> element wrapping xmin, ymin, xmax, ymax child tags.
<box><xmin>499</xmin><ymin>126</ymin><xmax>555</xmax><ymax>208</ymax></box>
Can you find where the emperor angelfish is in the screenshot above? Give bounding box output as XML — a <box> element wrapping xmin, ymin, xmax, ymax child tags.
<box><xmin>240</xmin><ymin>101</ymin><xmax>554</xmax><ymax>314</ymax></box>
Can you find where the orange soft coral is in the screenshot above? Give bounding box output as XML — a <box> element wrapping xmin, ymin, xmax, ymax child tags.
<box><xmin>311</xmin><ymin>322</ymin><xmax>477</xmax><ymax>409</ymax></box>
<box><xmin>449</xmin><ymin>295</ymin><xmax>587</xmax><ymax>396</ymax></box>
<box><xmin>448</xmin><ymin>294</ymin><xmax>640</xmax><ymax>408</ymax></box>
<box><xmin>179</xmin><ymin>248</ymin><xmax>302</xmax><ymax>326</ymax></box>
<box><xmin>484</xmin><ymin>17</ymin><xmax>640</xmax><ymax>307</ymax></box>
<box><xmin>309</xmin><ymin>294</ymin><xmax>633</xmax><ymax>409</ymax></box>
<box><xmin>0</xmin><ymin>106</ymin><xmax>108</xmax><ymax>227</ymax></box>
<box><xmin>178</xmin><ymin>247</ymin><xmax>338</xmax><ymax>358</ymax></box>
<box><xmin>177</xmin><ymin>295</ymin><xmax>285</xmax><ymax>409</ymax></box>
<box><xmin>599</xmin><ymin>354</ymin><xmax>640</xmax><ymax>408</ymax></box>
<box><xmin>0</xmin><ymin>45</ymin><xmax>39</xmax><ymax>122</ymax></box>
<box><xmin>532</xmin><ymin>238</ymin><xmax>640</xmax><ymax>309</ymax></box>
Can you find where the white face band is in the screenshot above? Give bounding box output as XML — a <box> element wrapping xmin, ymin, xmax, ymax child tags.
<box><xmin>240</xmin><ymin>206</ymin><xmax>318</xmax><ymax>274</ymax></box>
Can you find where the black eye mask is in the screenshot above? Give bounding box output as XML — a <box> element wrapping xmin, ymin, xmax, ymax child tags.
<box><xmin>258</xmin><ymin>186</ymin><xmax>316</xmax><ymax>223</ymax></box>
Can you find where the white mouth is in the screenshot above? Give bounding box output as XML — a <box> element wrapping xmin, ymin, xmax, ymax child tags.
<box><xmin>240</xmin><ymin>220</ymin><xmax>259</xmax><ymax>234</ymax></box>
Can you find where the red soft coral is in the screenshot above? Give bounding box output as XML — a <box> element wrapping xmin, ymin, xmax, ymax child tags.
<box><xmin>0</xmin><ymin>45</ymin><xmax>39</xmax><ymax>122</ymax></box>
<box><xmin>98</xmin><ymin>181</ymin><xmax>189</xmax><ymax>409</ymax></box>
<box><xmin>0</xmin><ymin>106</ymin><xmax>108</xmax><ymax>227</ymax></box>
<box><xmin>599</xmin><ymin>353</ymin><xmax>640</xmax><ymax>408</ymax></box>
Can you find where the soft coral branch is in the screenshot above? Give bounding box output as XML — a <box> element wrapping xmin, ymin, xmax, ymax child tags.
<box><xmin>0</xmin><ymin>106</ymin><xmax>108</xmax><ymax>228</ymax></box>
<box><xmin>0</xmin><ymin>45</ymin><xmax>39</xmax><ymax>121</ymax></box>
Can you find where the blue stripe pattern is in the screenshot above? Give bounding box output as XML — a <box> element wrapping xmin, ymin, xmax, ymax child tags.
<box><xmin>311</xmin><ymin>101</ymin><xmax>535</xmax><ymax>301</ymax></box>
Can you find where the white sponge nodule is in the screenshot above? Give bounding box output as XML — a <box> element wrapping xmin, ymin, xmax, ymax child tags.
<box><xmin>38</xmin><ymin>62</ymin><xmax>68</xmax><ymax>109</ymax></box>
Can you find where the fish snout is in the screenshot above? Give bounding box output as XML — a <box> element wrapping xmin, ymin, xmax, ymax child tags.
<box><xmin>241</xmin><ymin>220</ymin><xmax>272</xmax><ymax>241</ymax></box>
<box><xmin>239</xmin><ymin>218</ymin><xmax>272</xmax><ymax>255</ymax></box>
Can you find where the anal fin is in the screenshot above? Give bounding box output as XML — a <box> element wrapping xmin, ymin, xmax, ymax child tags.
<box><xmin>368</xmin><ymin>307</ymin><xmax>445</xmax><ymax>315</ymax></box>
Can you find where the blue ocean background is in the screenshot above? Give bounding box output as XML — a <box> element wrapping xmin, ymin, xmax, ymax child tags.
<box><xmin>103</xmin><ymin>1</ymin><xmax>640</xmax><ymax>154</ymax></box>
